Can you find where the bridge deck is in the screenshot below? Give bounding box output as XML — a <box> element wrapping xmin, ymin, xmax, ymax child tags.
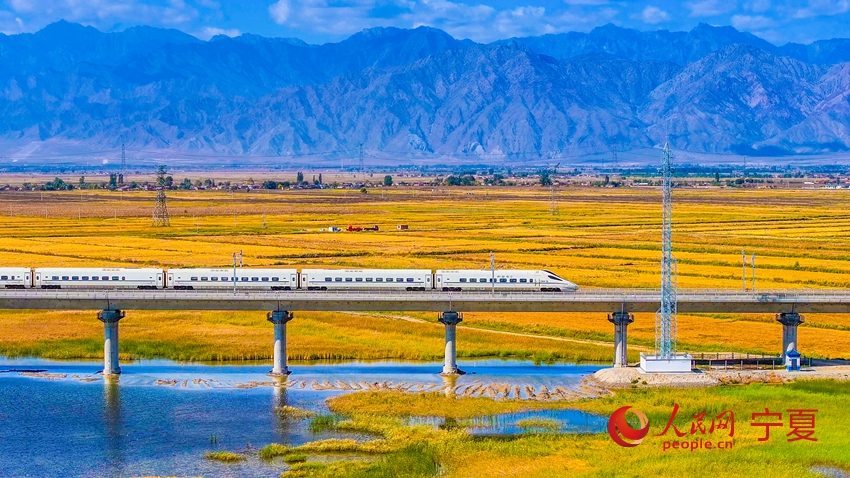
<box><xmin>0</xmin><ymin>289</ymin><xmax>848</xmax><ymax>313</ymax></box>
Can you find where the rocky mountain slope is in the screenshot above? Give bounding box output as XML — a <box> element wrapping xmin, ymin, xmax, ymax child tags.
<box><xmin>2</xmin><ymin>21</ymin><xmax>850</xmax><ymax>160</ymax></box>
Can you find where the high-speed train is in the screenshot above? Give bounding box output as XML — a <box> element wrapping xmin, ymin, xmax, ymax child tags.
<box><xmin>0</xmin><ymin>267</ymin><xmax>579</xmax><ymax>292</ymax></box>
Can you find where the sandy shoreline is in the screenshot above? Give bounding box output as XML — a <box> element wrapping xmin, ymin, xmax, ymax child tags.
<box><xmin>587</xmin><ymin>364</ymin><xmax>850</xmax><ymax>390</ymax></box>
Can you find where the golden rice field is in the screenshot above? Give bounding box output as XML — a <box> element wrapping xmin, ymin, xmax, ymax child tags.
<box><xmin>0</xmin><ymin>185</ymin><xmax>849</xmax><ymax>361</ymax></box>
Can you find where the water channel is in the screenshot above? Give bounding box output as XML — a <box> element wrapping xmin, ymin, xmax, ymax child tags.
<box><xmin>0</xmin><ymin>358</ymin><xmax>607</xmax><ymax>477</ymax></box>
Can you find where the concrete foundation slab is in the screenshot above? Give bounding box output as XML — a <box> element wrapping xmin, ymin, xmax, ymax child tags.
<box><xmin>640</xmin><ymin>353</ymin><xmax>693</xmax><ymax>373</ymax></box>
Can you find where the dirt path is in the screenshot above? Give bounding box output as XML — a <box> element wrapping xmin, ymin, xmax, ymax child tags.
<box><xmin>349</xmin><ymin>311</ymin><xmax>652</xmax><ymax>351</ymax></box>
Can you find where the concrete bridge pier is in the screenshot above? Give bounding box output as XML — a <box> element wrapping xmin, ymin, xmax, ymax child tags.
<box><xmin>98</xmin><ymin>310</ymin><xmax>125</xmax><ymax>376</ymax></box>
<box><xmin>608</xmin><ymin>311</ymin><xmax>634</xmax><ymax>368</ymax></box>
<box><xmin>776</xmin><ymin>312</ymin><xmax>804</xmax><ymax>358</ymax></box>
<box><xmin>267</xmin><ymin>310</ymin><xmax>294</xmax><ymax>376</ymax></box>
<box><xmin>439</xmin><ymin>311</ymin><xmax>464</xmax><ymax>376</ymax></box>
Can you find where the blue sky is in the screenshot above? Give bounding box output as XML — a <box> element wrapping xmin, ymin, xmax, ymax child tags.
<box><xmin>2</xmin><ymin>0</ymin><xmax>850</xmax><ymax>44</ymax></box>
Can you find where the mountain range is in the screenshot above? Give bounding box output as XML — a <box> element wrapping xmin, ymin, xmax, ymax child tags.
<box><xmin>4</xmin><ymin>20</ymin><xmax>850</xmax><ymax>164</ymax></box>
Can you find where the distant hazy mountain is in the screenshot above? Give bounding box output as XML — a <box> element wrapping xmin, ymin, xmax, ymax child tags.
<box><xmin>3</xmin><ymin>21</ymin><xmax>850</xmax><ymax>162</ymax></box>
<box><xmin>504</xmin><ymin>23</ymin><xmax>850</xmax><ymax>66</ymax></box>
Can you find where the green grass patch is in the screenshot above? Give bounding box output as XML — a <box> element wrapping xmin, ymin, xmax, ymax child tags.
<box><xmin>259</xmin><ymin>443</ymin><xmax>291</xmax><ymax>460</ymax></box>
<box><xmin>204</xmin><ymin>451</ymin><xmax>246</xmax><ymax>463</ymax></box>
<box><xmin>328</xmin><ymin>390</ymin><xmax>569</xmax><ymax>420</ymax></box>
<box><xmin>309</xmin><ymin>414</ymin><xmax>343</xmax><ymax>433</ymax></box>
<box><xmin>283</xmin><ymin>452</ymin><xmax>308</xmax><ymax>464</ymax></box>
<box><xmin>277</xmin><ymin>405</ymin><xmax>315</xmax><ymax>419</ymax></box>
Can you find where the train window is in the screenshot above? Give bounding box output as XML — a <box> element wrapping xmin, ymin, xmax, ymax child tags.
<box><xmin>325</xmin><ymin>278</ymin><xmax>332</xmax><ymax>282</ymax></box>
<box><xmin>459</xmin><ymin>278</ymin><xmax>467</xmax><ymax>283</ymax></box>
<box><xmin>0</xmin><ymin>276</ymin><xmax>7</xmax><ymax>280</ymax></box>
<box><xmin>53</xmin><ymin>276</ymin><xmax>59</xmax><ymax>280</ymax></box>
<box><xmin>62</xmin><ymin>276</ymin><xmax>69</xmax><ymax>280</ymax></box>
<box><xmin>271</xmin><ymin>277</ymin><xmax>279</xmax><ymax>282</ymax></box>
<box><xmin>469</xmin><ymin>278</ymin><xmax>476</xmax><ymax>282</ymax></box>
<box><xmin>510</xmin><ymin>278</ymin><xmax>517</xmax><ymax>283</ymax></box>
<box><xmin>252</xmin><ymin>277</ymin><xmax>259</xmax><ymax>282</ymax></box>
<box><xmin>499</xmin><ymin>278</ymin><xmax>507</xmax><ymax>283</ymax></box>
<box><xmin>355</xmin><ymin>278</ymin><xmax>363</xmax><ymax>282</ymax></box>
<box><xmin>261</xmin><ymin>277</ymin><xmax>269</xmax><ymax>282</ymax></box>
<box><xmin>201</xmin><ymin>277</ymin><xmax>208</xmax><ymax>281</ymax></box>
<box><xmin>82</xmin><ymin>276</ymin><xmax>89</xmax><ymax>280</ymax></box>
<box><xmin>122</xmin><ymin>277</ymin><xmax>126</xmax><ymax>280</ymax></box>
<box><xmin>345</xmin><ymin>278</ymin><xmax>353</xmax><ymax>282</ymax></box>
<box><xmin>72</xmin><ymin>276</ymin><xmax>79</xmax><ymax>281</ymax></box>
<box><xmin>241</xmin><ymin>277</ymin><xmax>249</xmax><ymax>282</ymax></box>
<box><xmin>427</xmin><ymin>277</ymin><xmax>431</xmax><ymax>282</ymax></box>
<box><xmin>386</xmin><ymin>278</ymin><xmax>393</xmax><ymax>282</ymax></box>
<box><xmin>220</xmin><ymin>277</ymin><xmax>228</xmax><ymax>282</ymax></box>
<box><xmin>335</xmin><ymin>278</ymin><xmax>343</xmax><ymax>282</ymax></box>
<box><xmin>191</xmin><ymin>277</ymin><xmax>198</xmax><ymax>281</ymax></box>
<box><xmin>211</xmin><ymin>277</ymin><xmax>218</xmax><ymax>281</ymax></box>
<box><xmin>376</xmin><ymin>278</ymin><xmax>383</xmax><ymax>282</ymax></box>
<box><xmin>519</xmin><ymin>279</ymin><xmax>527</xmax><ymax>283</ymax></box>
<box><xmin>365</xmin><ymin>278</ymin><xmax>373</xmax><ymax>282</ymax></box>
<box><xmin>92</xmin><ymin>276</ymin><xmax>99</xmax><ymax>281</ymax></box>
<box><xmin>547</xmin><ymin>275</ymin><xmax>563</xmax><ymax>281</ymax></box>
<box><xmin>102</xmin><ymin>276</ymin><xmax>109</xmax><ymax>280</ymax></box>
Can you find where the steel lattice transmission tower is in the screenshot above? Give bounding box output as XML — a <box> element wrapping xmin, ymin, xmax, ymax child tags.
<box><xmin>656</xmin><ymin>141</ymin><xmax>677</xmax><ymax>358</ymax></box>
<box><xmin>152</xmin><ymin>165</ymin><xmax>170</xmax><ymax>227</ymax></box>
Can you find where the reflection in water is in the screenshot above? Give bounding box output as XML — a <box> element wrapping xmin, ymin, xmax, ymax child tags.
<box><xmin>103</xmin><ymin>376</ymin><xmax>124</xmax><ymax>477</ymax></box>
<box><xmin>0</xmin><ymin>358</ymin><xmax>603</xmax><ymax>477</ymax></box>
<box><xmin>272</xmin><ymin>375</ymin><xmax>292</xmax><ymax>435</ymax></box>
<box><xmin>441</xmin><ymin>374</ymin><xmax>458</xmax><ymax>398</ymax></box>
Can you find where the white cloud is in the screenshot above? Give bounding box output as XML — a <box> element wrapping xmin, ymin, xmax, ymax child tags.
<box><xmin>730</xmin><ymin>13</ymin><xmax>774</xmax><ymax>30</ymax></box>
<box><xmin>641</xmin><ymin>5</ymin><xmax>669</xmax><ymax>24</ymax></box>
<box><xmin>685</xmin><ymin>0</ymin><xmax>735</xmax><ymax>17</ymax></box>
<box><xmin>5</xmin><ymin>0</ymin><xmax>198</xmax><ymax>29</ymax></box>
<box><xmin>265</xmin><ymin>0</ymin><xmax>621</xmax><ymax>42</ymax></box>
<box><xmin>197</xmin><ymin>25</ymin><xmax>239</xmax><ymax>39</ymax></box>
<box><xmin>794</xmin><ymin>0</ymin><xmax>850</xmax><ymax>19</ymax></box>
<box><xmin>563</xmin><ymin>0</ymin><xmax>607</xmax><ymax>5</ymax></box>
<box><xmin>743</xmin><ymin>0</ymin><xmax>770</xmax><ymax>13</ymax></box>
<box><xmin>269</xmin><ymin>0</ymin><xmax>290</xmax><ymax>24</ymax></box>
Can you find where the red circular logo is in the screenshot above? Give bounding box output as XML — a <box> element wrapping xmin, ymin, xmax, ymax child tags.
<box><xmin>608</xmin><ymin>406</ymin><xmax>650</xmax><ymax>447</ymax></box>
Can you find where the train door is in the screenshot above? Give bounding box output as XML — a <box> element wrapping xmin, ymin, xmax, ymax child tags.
<box><xmin>157</xmin><ymin>272</ymin><xmax>163</xmax><ymax>289</ymax></box>
<box><xmin>291</xmin><ymin>274</ymin><xmax>297</xmax><ymax>288</ymax></box>
<box><xmin>167</xmin><ymin>273</ymin><xmax>173</xmax><ymax>289</ymax></box>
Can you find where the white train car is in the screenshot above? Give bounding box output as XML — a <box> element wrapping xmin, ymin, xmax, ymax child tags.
<box><xmin>300</xmin><ymin>269</ymin><xmax>432</xmax><ymax>291</ymax></box>
<box><xmin>167</xmin><ymin>268</ymin><xmax>298</xmax><ymax>290</ymax></box>
<box><xmin>35</xmin><ymin>268</ymin><xmax>163</xmax><ymax>289</ymax></box>
<box><xmin>0</xmin><ymin>267</ymin><xmax>32</xmax><ymax>289</ymax></box>
<box><xmin>435</xmin><ymin>269</ymin><xmax>578</xmax><ymax>292</ymax></box>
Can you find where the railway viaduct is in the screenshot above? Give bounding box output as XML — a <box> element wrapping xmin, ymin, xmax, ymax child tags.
<box><xmin>0</xmin><ymin>288</ymin><xmax>841</xmax><ymax>375</ymax></box>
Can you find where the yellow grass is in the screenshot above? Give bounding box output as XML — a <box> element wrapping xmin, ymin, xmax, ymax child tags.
<box><xmin>0</xmin><ymin>186</ymin><xmax>849</xmax><ymax>361</ymax></box>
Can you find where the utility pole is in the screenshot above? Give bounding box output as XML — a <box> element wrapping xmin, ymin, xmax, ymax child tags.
<box><xmin>550</xmin><ymin>163</ymin><xmax>559</xmax><ymax>216</ymax></box>
<box><xmin>262</xmin><ymin>212</ymin><xmax>267</xmax><ymax>229</ymax></box>
<box><xmin>742</xmin><ymin>250</ymin><xmax>747</xmax><ymax>292</ymax></box>
<box><xmin>233</xmin><ymin>253</ymin><xmax>238</xmax><ymax>293</ymax></box>
<box><xmin>358</xmin><ymin>143</ymin><xmax>364</xmax><ymax>172</ymax></box>
<box><xmin>751</xmin><ymin>253</ymin><xmax>757</xmax><ymax>292</ymax></box>
<box><xmin>232</xmin><ymin>250</ymin><xmax>243</xmax><ymax>293</ymax></box>
<box><xmin>490</xmin><ymin>251</ymin><xmax>495</xmax><ymax>294</ymax></box>
<box><xmin>120</xmin><ymin>143</ymin><xmax>126</xmax><ymax>185</ymax></box>
<box><xmin>152</xmin><ymin>165</ymin><xmax>170</xmax><ymax>226</ymax></box>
